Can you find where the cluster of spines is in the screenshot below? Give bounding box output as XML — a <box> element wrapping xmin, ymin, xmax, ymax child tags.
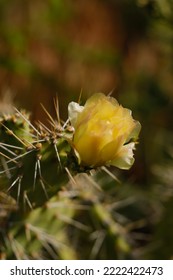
<box><xmin>0</xmin><ymin>106</ymin><xmax>79</xmax><ymax>210</ymax></box>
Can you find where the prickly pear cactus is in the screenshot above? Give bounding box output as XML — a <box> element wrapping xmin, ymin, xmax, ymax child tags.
<box><xmin>0</xmin><ymin>93</ymin><xmax>141</xmax><ymax>259</ymax></box>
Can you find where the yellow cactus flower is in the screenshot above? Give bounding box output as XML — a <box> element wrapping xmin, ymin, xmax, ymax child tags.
<box><xmin>68</xmin><ymin>93</ymin><xmax>141</xmax><ymax>169</ymax></box>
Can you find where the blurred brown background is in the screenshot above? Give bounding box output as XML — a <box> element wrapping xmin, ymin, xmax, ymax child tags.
<box><xmin>0</xmin><ymin>0</ymin><xmax>162</xmax><ymax>117</ymax></box>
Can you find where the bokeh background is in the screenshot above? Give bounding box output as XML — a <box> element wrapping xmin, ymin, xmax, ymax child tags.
<box><xmin>1</xmin><ymin>0</ymin><xmax>173</xmax><ymax>259</ymax></box>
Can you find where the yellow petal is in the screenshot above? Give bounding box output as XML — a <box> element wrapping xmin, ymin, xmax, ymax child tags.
<box><xmin>99</xmin><ymin>136</ymin><xmax>124</xmax><ymax>164</ymax></box>
<box><xmin>69</xmin><ymin>93</ymin><xmax>141</xmax><ymax>169</ymax></box>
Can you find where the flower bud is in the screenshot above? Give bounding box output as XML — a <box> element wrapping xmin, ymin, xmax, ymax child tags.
<box><xmin>68</xmin><ymin>93</ymin><xmax>141</xmax><ymax>169</ymax></box>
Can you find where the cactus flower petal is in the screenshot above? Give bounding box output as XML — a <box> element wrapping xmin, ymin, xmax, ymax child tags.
<box><xmin>110</xmin><ymin>142</ymin><xmax>135</xmax><ymax>169</ymax></box>
<box><xmin>68</xmin><ymin>93</ymin><xmax>141</xmax><ymax>169</ymax></box>
<box><xmin>68</xmin><ymin>101</ymin><xmax>84</xmax><ymax>127</ymax></box>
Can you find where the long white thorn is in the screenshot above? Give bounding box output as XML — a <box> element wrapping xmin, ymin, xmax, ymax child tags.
<box><xmin>40</xmin><ymin>240</ymin><xmax>58</xmax><ymax>259</ymax></box>
<box><xmin>85</xmin><ymin>173</ymin><xmax>102</xmax><ymax>191</ymax></box>
<box><xmin>54</xmin><ymin>95</ymin><xmax>61</xmax><ymax>126</ymax></box>
<box><xmin>0</xmin><ymin>166</ymin><xmax>16</xmax><ymax>176</ymax></box>
<box><xmin>6</xmin><ymin>149</ymin><xmax>34</xmax><ymax>164</ymax></box>
<box><xmin>58</xmin><ymin>214</ymin><xmax>90</xmax><ymax>231</ymax></box>
<box><xmin>26</xmin><ymin>224</ymin><xmax>64</xmax><ymax>250</ymax></box>
<box><xmin>101</xmin><ymin>166</ymin><xmax>121</xmax><ymax>183</ymax></box>
<box><xmin>0</xmin><ymin>156</ymin><xmax>11</xmax><ymax>179</ymax></box>
<box><xmin>39</xmin><ymin>179</ymin><xmax>49</xmax><ymax>199</ymax></box>
<box><xmin>0</xmin><ymin>142</ymin><xmax>23</xmax><ymax>150</ymax></box>
<box><xmin>54</xmin><ymin>143</ymin><xmax>62</xmax><ymax>169</ymax></box>
<box><xmin>37</xmin><ymin>159</ymin><xmax>48</xmax><ymax>199</ymax></box>
<box><xmin>47</xmin><ymin>201</ymin><xmax>89</xmax><ymax>210</ymax></box>
<box><xmin>1</xmin><ymin>123</ymin><xmax>27</xmax><ymax>147</ymax></box>
<box><xmin>90</xmin><ymin>230</ymin><xmax>106</xmax><ymax>259</ymax></box>
<box><xmin>62</xmin><ymin>118</ymin><xmax>70</xmax><ymax>129</ymax></box>
<box><xmin>65</xmin><ymin>167</ymin><xmax>76</xmax><ymax>184</ymax></box>
<box><xmin>7</xmin><ymin>176</ymin><xmax>20</xmax><ymax>192</ymax></box>
<box><xmin>0</xmin><ymin>152</ymin><xmax>10</xmax><ymax>161</ymax></box>
<box><xmin>0</xmin><ymin>144</ymin><xmax>18</xmax><ymax>157</ymax></box>
<box><xmin>41</xmin><ymin>104</ymin><xmax>56</xmax><ymax>127</ymax></box>
<box><xmin>17</xmin><ymin>176</ymin><xmax>22</xmax><ymax>203</ymax></box>
<box><xmin>78</xmin><ymin>88</ymin><xmax>83</xmax><ymax>104</ymax></box>
<box><xmin>14</xmin><ymin>108</ymin><xmax>41</xmax><ymax>136</ymax></box>
<box><xmin>108</xmin><ymin>87</ymin><xmax>116</xmax><ymax>96</ymax></box>
<box><xmin>25</xmin><ymin>224</ymin><xmax>31</xmax><ymax>242</ymax></box>
<box><xmin>38</xmin><ymin>121</ymin><xmax>52</xmax><ymax>134</ymax></box>
<box><xmin>7</xmin><ymin>237</ymin><xmax>22</xmax><ymax>260</ymax></box>
<box><xmin>33</xmin><ymin>160</ymin><xmax>38</xmax><ymax>190</ymax></box>
<box><xmin>32</xmin><ymin>139</ymin><xmax>46</xmax><ymax>144</ymax></box>
<box><xmin>24</xmin><ymin>192</ymin><xmax>33</xmax><ymax>210</ymax></box>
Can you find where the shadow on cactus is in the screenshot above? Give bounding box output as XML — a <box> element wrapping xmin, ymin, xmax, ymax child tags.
<box><xmin>0</xmin><ymin>93</ymin><xmax>141</xmax><ymax>259</ymax></box>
